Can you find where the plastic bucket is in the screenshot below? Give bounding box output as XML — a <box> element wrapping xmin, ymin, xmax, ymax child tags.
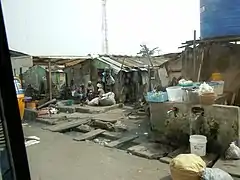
<box><xmin>189</xmin><ymin>135</ymin><xmax>207</xmax><ymax>157</ymax></box>
<box><xmin>166</xmin><ymin>86</ymin><xmax>183</xmax><ymax>102</ymax></box>
<box><xmin>211</xmin><ymin>81</ymin><xmax>224</xmax><ymax>95</ymax></box>
<box><xmin>211</xmin><ymin>73</ymin><xmax>222</xmax><ymax>81</ymax></box>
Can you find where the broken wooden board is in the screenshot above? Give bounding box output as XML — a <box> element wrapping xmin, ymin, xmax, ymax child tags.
<box><xmin>92</xmin><ymin>116</ymin><xmax>121</xmax><ymax>123</ymax></box>
<box><xmin>75</xmin><ymin>125</ymin><xmax>121</xmax><ymax>140</ymax></box>
<box><xmin>73</xmin><ymin>129</ymin><xmax>106</xmax><ymax>141</ymax></box>
<box><xmin>101</xmin><ymin>131</ymin><xmax>121</xmax><ymax>140</ymax></box>
<box><xmin>90</xmin><ymin>120</ymin><xmax>115</xmax><ymax>131</ymax></box>
<box><xmin>159</xmin><ymin>147</ymin><xmax>188</xmax><ymax>164</ymax></box>
<box><xmin>168</xmin><ymin>147</ymin><xmax>188</xmax><ymax>158</ymax></box>
<box><xmin>159</xmin><ymin>156</ymin><xmax>172</xmax><ymax>164</ymax></box>
<box><xmin>202</xmin><ymin>153</ymin><xmax>219</xmax><ymax>167</ymax></box>
<box><xmin>105</xmin><ymin>135</ymin><xmax>138</xmax><ymax>148</ymax></box>
<box><xmin>160</xmin><ymin>151</ymin><xmax>218</xmax><ymax>168</ymax></box>
<box><xmin>127</xmin><ymin>143</ymin><xmax>171</xmax><ymax>160</ymax></box>
<box><xmin>43</xmin><ymin>118</ymin><xmax>89</xmax><ymax>132</ymax></box>
<box><xmin>213</xmin><ymin>158</ymin><xmax>240</xmax><ymax>178</ymax></box>
<box><xmin>75</xmin><ymin>124</ymin><xmax>94</xmax><ymax>133</ymax></box>
<box><xmin>36</xmin><ymin>118</ymin><xmax>58</xmax><ymax>125</ymax></box>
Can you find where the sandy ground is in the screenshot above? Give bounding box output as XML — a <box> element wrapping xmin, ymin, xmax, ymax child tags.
<box><xmin>23</xmin><ymin>124</ymin><xmax>171</xmax><ymax>180</ymax></box>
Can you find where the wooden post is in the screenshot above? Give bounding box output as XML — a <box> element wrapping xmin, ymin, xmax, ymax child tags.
<box><xmin>48</xmin><ymin>59</ymin><xmax>52</xmax><ymax>100</ymax></box>
<box><xmin>197</xmin><ymin>48</ymin><xmax>204</xmax><ymax>82</ymax></box>
<box><xmin>119</xmin><ymin>58</ymin><xmax>126</xmax><ymax>103</ymax></box>
<box><xmin>193</xmin><ymin>30</ymin><xmax>197</xmax><ymax>80</ymax></box>
<box><xmin>19</xmin><ymin>67</ymin><xmax>23</xmax><ymax>86</ymax></box>
<box><xmin>148</xmin><ymin>65</ymin><xmax>151</xmax><ymax>91</ymax></box>
<box><xmin>143</xmin><ymin>45</ymin><xmax>154</xmax><ymax>91</ymax></box>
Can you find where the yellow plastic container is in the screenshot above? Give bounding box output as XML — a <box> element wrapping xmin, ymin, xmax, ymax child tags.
<box><xmin>14</xmin><ymin>77</ymin><xmax>25</xmax><ymax>120</ymax></box>
<box><xmin>17</xmin><ymin>94</ymin><xmax>25</xmax><ymax>120</ymax></box>
<box><xmin>211</xmin><ymin>73</ymin><xmax>223</xmax><ymax>81</ymax></box>
<box><xmin>26</xmin><ymin>101</ymin><xmax>36</xmax><ymax>109</ymax></box>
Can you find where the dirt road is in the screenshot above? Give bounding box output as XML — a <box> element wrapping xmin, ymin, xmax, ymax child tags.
<box><xmin>24</xmin><ymin>124</ymin><xmax>171</xmax><ymax>180</ymax></box>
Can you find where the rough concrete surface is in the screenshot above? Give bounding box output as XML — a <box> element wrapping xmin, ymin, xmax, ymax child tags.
<box><xmin>24</xmin><ymin>124</ymin><xmax>171</xmax><ymax>180</ymax></box>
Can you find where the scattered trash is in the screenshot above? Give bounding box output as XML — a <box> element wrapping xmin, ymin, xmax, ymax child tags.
<box><xmin>37</xmin><ymin>107</ymin><xmax>58</xmax><ymax>116</ymax></box>
<box><xmin>22</xmin><ymin>123</ymin><xmax>28</xmax><ymax>127</ymax></box>
<box><xmin>201</xmin><ymin>168</ymin><xmax>233</xmax><ymax>180</ymax></box>
<box><xmin>144</xmin><ymin>132</ymin><xmax>148</xmax><ymax>135</ymax></box>
<box><xmin>93</xmin><ymin>138</ymin><xmax>110</xmax><ymax>146</ymax></box>
<box><xmin>114</xmin><ymin>121</ymin><xmax>127</xmax><ymax>131</ymax></box>
<box><xmin>49</xmin><ymin>107</ymin><xmax>58</xmax><ymax>114</ymax></box>
<box><xmin>25</xmin><ymin>136</ymin><xmax>40</xmax><ymax>141</ymax></box>
<box><xmin>25</xmin><ymin>136</ymin><xmax>40</xmax><ymax>147</ymax></box>
<box><xmin>93</xmin><ymin>138</ymin><xmax>100</xmax><ymax>143</ymax></box>
<box><xmin>128</xmin><ymin>115</ymin><xmax>139</xmax><ymax>120</ymax></box>
<box><xmin>225</xmin><ymin>142</ymin><xmax>240</xmax><ymax>160</ymax></box>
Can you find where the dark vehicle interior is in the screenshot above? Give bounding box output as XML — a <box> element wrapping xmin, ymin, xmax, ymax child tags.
<box><xmin>0</xmin><ymin>2</ymin><xmax>31</xmax><ymax>180</ymax></box>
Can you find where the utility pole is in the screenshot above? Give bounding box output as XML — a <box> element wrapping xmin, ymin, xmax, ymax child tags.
<box><xmin>102</xmin><ymin>0</ymin><xmax>109</xmax><ymax>54</ymax></box>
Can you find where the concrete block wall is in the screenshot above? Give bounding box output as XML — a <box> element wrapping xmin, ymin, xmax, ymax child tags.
<box><xmin>149</xmin><ymin>102</ymin><xmax>240</xmax><ymax>153</ymax></box>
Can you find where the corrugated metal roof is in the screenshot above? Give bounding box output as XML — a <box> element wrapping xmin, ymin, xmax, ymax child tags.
<box><xmin>33</xmin><ymin>56</ymin><xmax>91</xmax><ymax>65</ymax></box>
<box><xmin>10</xmin><ymin>50</ymin><xmax>30</xmax><ymax>57</ymax></box>
<box><xmin>97</xmin><ymin>54</ymin><xmax>179</xmax><ymax>70</ymax></box>
<box><xmin>65</xmin><ymin>59</ymin><xmax>87</xmax><ymax>67</ymax></box>
<box><xmin>95</xmin><ymin>57</ymin><xmax>121</xmax><ymax>74</ymax></box>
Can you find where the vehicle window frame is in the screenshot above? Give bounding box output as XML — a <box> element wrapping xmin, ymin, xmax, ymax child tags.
<box><xmin>0</xmin><ymin>2</ymin><xmax>31</xmax><ymax>180</ymax></box>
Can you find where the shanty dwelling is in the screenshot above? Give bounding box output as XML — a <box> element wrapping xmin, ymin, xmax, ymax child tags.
<box><xmin>91</xmin><ymin>54</ymin><xmax>181</xmax><ymax>102</ymax></box>
<box><xmin>181</xmin><ymin>42</ymin><xmax>240</xmax><ymax>106</ymax></box>
<box><xmin>161</xmin><ymin>53</ymin><xmax>182</xmax><ymax>86</ymax></box>
<box><xmin>30</xmin><ymin>56</ymin><xmax>91</xmax><ymax>99</ymax></box>
<box><xmin>63</xmin><ymin>58</ymin><xmax>92</xmax><ymax>88</ymax></box>
<box><xmin>61</xmin><ymin>54</ymin><xmax>182</xmax><ymax>102</ymax></box>
<box><xmin>22</xmin><ymin>65</ymin><xmax>65</xmax><ymax>92</ymax></box>
<box><xmin>10</xmin><ymin>50</ymin><xmax>33</xmax><ymax>76</ymax></box>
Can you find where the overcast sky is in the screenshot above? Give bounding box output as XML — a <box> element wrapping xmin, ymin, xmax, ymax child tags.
<box><xmin>2</xmin><ymin>0</ymin><xmax>200</xmax><ymax>56</ymax></box>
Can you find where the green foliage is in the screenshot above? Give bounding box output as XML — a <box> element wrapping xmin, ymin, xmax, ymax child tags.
<box><xmin>137</xmin><ymin>44</ymin><xmax>159</xmax><ymax>57</ymax></box>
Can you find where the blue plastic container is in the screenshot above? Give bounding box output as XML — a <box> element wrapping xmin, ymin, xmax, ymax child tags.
<box><xmin>200</xmin><ymin>0</ymin><xmax>240</xmax><ymax>39</ymax></box>
<box><xmin>145</xmin><ymin>92</ymin><xmax>168</xmax><ymax>103</ymax></box>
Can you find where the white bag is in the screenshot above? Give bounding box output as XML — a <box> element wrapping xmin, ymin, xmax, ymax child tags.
<box><xmin>88</xmin><ymin>97</ymin><xmax>99</xmax><ymax>106</ymax></box>
<box><xmin>225</xmin><ymin>142</ymin><xmax>240</xmax><ymax>160</ymax></box>
<box><xmin>201</xmin><ymin>168</ymin><xmax>233</xmax><ymax>180</ymax></box>
<box><xmin>99</xmin><ymin>92</ymin><xmax>116</xmax><ymax>106</ymax></box>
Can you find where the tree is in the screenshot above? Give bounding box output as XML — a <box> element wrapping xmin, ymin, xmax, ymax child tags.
<box><xmin>137</xmin><ymin>44</ymin><xmax>159</xmax><ymax>57</ymax></box>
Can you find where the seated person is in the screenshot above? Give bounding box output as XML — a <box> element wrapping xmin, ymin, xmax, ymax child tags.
<box><xmin>97</xmin><ymin>86</ymin><xmax>105</xmax><ymax>97</ymax></box>
<box><xmin>73</xmin><ymin>84</ymin><xmax>86</xmax><ymax>102</ymax></box>
<box><xmin>86</xmin><ymin>81</ymin><xmax>94</xmax><ymax>99</ymax></box>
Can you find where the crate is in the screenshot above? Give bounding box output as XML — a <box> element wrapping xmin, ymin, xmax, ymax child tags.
<box><xmin>145</xmin><ymin>92</ymin><xmax>168</xmax><ymax>103</ymax></box>
<box><xmin>200</xmin><ymin>93</ymin><xmax>216</xmax><ymax>105</ymax></box>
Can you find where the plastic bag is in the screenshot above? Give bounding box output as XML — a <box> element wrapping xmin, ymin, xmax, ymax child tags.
<box><xmin>170</xmin><ymin>154</ymin><xmax>206</xmax><ymax>180</ymax></box>
<box><xmin>88</xmin><ymin>97</ymin><xmax>99</xmax><ymax>106</ymax></box>
<box><xmin>199</xmin><ymin>82</ymin><xmax>214</xmax><ymax>94</ymax></box>
<box><xmin>99</xmin><ymin>92</ymin><xmax>116</xmax><ymax>106</ymax></box>
<box><xmin>201</xmin><ymin>168</ymin><xmax>233</xmax><ymax>180</ymax></box>
<box><xmin>225</xmin><ymin>142</ymin><xmax>240</xmax><ymax>160</ymax></box>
